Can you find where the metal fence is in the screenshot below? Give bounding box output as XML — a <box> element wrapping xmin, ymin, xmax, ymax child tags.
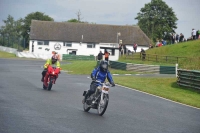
<box><xmin>125</xmin><ymin>53</ymin><xmax>188</xmax><ymax>64</ymax></box>
<box><xmin>0</xmin><ymin>35</ymin><xmax>26</xmax><ymax>51</ymax></box>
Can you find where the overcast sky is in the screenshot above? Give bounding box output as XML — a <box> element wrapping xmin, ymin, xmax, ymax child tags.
<box><xmin>0</xmin><ymin>0</ymin><xmax>199</xmax><ymax>39</ymax></box>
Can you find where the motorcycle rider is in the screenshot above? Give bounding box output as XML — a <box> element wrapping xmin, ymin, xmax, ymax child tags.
<box><xmin>82</xmin><ymin>60</ymin><xmax>115</xmax><ymax>104</ymax></box>
<box><xmin>41</xmin><ymin>54</ymin><xmax>60</xmax><ymax>82</ymax></box>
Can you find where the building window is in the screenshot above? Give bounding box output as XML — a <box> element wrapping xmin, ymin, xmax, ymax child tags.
<box><xmin>87</xmin><ymin>43</ymin><xmax>95</xmax><ymax>48</ymax></box>
<box><xmin>64</xmin><ymin>42</ymin><xmax>72</xmax><ymax>47</ymax></box>
<box><xmin>37</xmin><ymin>41</ymin><xmax>44</xmax><ymax>45</ymax></box>
<box><xmin>44</xmin><ymin>41</ymin><xmax>49</xmax><ymax>45</ymax></box>
<box><xmin>37</xmin><ymin>41</ymin><xmax>49</xmax><ymax>46</ymax></box>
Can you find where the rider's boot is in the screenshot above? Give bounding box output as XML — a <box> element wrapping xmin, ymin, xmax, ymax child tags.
<box><xmin>41</xmin><ymin>76</ymin><xmax>44</xmax><ymax>82</ymax></box>
<box><xmin>82</xmin><ymin>91</ymin><xmax>92</xmax><ymax>104</ymax></box>
<box><xmin>82</xmin><ymin>98</ymin><xmax>85</xmax><ymax>104</ymax></box>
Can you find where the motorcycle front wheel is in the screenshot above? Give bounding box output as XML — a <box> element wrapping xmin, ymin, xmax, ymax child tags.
<box><xmin>83</xmin><ymin>100</ymin><xmax>91</xmax><ymax>112</ymax></box>
<box><xmin>48</xmin><ymin>77</ymin><xmax>53</xmax><ymax>91</ymax></box>
<box><xmin>97</xmin><ymin>94</ymin><xmax>109</xmax><ymax>116</ymax></box>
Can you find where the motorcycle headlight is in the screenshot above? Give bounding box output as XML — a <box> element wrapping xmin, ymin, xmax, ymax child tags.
<box><xmin>52</xmin><ymin>71</ymin><xmax>55</xmax><ymax>74</ymax></box>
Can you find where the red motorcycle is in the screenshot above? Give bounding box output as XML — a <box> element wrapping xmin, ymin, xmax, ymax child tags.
<box><xmin>43</xmin><ymin>65</ymin><xmax>60</xmax><ymax>91</ymax></box>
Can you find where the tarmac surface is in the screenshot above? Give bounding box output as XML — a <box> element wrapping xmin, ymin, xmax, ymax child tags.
<box><xmin>0</xmin><ymin>58</ymin><xmax>199</xmax><ymax>133</ymax></box>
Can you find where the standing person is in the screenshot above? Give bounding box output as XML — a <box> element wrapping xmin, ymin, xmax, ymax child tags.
<box><xmin>140</xmin><ymin>48</ymin><xmax>146</xmax><ymax>60</ymax></box>
<box><xmin>104</xmin><ymin>50</ymin><xmax>110</xmax><ymax>61</ymax></box>
<box><xmin>175</xmin><ymin>34</ymin><xmax>179</xmax><ymax>43</ymax></box>
<box><xmin>192</xmin><ymin>29</ymin><xmax>196</xmax><ymax>40</ymax></box>
<box><xmin>119</xmin><ymin>44</ymin><xmax>122</xmax><ymax>56</ymax></box>
<box><xmin>97</xmin><ymin>51</ymin><xmax>103</xmax><ymax>61</ymax></box>
<box><xmin>179</xmin><ymin>33</ymin><xmax>184</xmax><ymax>42</ymax></box>
<box><xmin>171</xmin><ymin>33</ymin><xmax>175</xmax><ymax>44</ymax></box>
<box><xmin>133</xmin><ymin>43</ymin><xmax>138</xmax><ymax>53</ymax></box>
<box><xmin>196</xmin><ymin>30</ymin><xmax>199</xmax><ymax>39</ymax></box>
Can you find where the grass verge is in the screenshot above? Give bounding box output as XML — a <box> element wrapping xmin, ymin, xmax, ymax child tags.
<box><xmin>113</xmin><ymin>76</ymin><xmax>200</xmax><ymax>108</ymax></box>
<box><xmin>0</xmin><ymin>51</ymin><xmax>16</xmax><ymax>58</ymax></box>
<box><xmin>61</xmin><ymin>60</ymin><xmax>200</xmax><ymax>108</ymax></box>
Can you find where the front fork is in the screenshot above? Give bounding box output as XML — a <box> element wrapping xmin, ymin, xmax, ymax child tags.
<box><xmin>48</xmin><ymin>76</ymin><xmax>56</xmax><ymax>84</ymax></box>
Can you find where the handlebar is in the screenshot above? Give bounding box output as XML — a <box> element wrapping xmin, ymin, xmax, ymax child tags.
<box><xmin>93</xmin><ymin>80</ymin><xmax>112</xmax><ymax>87</ymax></box>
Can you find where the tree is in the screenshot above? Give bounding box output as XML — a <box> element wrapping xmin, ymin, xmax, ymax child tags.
<box><xmin>0</xmin><ymin>15</ymin><xmax>23</xmax><ymax>47</ymax></box>
<box><xmin>22</xmin><ymin>11</ymin><xmax>54</xmax><ymax>48</ymax></box>
<box><xmin>66</xmin><ymin>10</ymin><xmax>89</xmax><ymax>23</ymax></box>
<box><xmin>67</xmin><ymin>19</ymin><xmax>80</xmax><ymax>23</ymax></box>
<box><xmin>135</xmin><ymin>0</ymin><xmax>178</xmax><ymax>42</ymax></box>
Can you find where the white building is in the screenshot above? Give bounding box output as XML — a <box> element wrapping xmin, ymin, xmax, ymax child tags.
<box><xmin>29</xmin><ymin>20</ymin><xmax>150</xmax><ymax>61</ymax></box>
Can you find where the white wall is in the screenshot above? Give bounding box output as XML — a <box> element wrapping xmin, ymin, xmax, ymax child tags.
<box><xmin>0</xmin><ymin>46</ymin><xmax>18</xmax><ymax>54</ymax></box>
<box><xmin>29</xmin><ymin>40</ymin><xmax>120</xmax><ymax>61</ymax></box>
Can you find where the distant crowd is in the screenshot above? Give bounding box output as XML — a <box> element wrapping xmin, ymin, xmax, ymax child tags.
<box><xmin>117</xmin><ymin>28</ymin><xmax>200</xmax><ymax>56</ymax></box>
<box><xmin>153</xmin><ymin>28</ymin><xmax>200</xmax><ymax>48</ymax></box>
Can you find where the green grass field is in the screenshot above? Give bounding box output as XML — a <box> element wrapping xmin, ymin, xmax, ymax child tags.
<box><xmin>0</xmin><ymin>51</ymin><xmax>16</xmax><ymax>58</ymax></box>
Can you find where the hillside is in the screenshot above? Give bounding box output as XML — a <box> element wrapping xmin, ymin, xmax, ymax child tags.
<box><xmin>120</xmin><ymin>39</ymin><xmax>200</xmax><ymax>70</ymax></box>
<box><xmin>146</xmin><ymin>39</ymin><xmax>200</xmax><ymax>57</ymax></box>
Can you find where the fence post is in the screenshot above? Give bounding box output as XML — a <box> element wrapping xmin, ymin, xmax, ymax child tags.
<box><xmin>176</xmin><ymin>63</ymin><xmax>178</xmax><ymax>77</ymax></box>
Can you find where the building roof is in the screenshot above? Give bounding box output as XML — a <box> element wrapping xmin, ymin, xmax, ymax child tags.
<box><xmin>30</xmin><ymin>20</ymin><xmax>151</xmax><ymax>46</ymax></box>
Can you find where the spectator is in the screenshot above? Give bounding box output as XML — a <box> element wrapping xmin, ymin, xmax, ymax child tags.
<box><xmin>192</xmin><ymin>28</ymin><xmax>196</xmax><ymax>40</ymax></box>
<box><xmin>123</xmin><ymin>44</ymin><xmax>127</xmax><ymax>54</ymax></box>
<box><xmin>119</xmin><ymin>44</ymin><xmax>122</xmax><ymax>53</ymax></box>
<box><xmin>149</xmin><ymin>44</ymin><xmax>153</xmax><ymax>49</ymax></box>
<box><xmin>179</xmin><ymin>33</ymin><xmax>184</xmax><ymax>42</ymax></box>
<box><xmin>104</xmin><ymin>50</ymin><xmax>110</xmax><ymax>61</ymax></box>
<box><xmin>170</xmin><ymin>33</ymin><xmax>175</xmax><ymax>44</ymax></box>
<box><xmin>97</xmin><ymin>51</ymin><xmax>103</xmax><ymax>61</ymax></box>
<box><xmin>162</xmin><ymin>39</ymin><xmax>166</xmax><ymax>46</ymax></box>
<box><xmin>196</xmin><ymin>30</ymin><xmax>199</xmax><ymax>39</ymax></box>
<box><xmin>155</xmin><ymin>40</ymin><xmax>160</xmax><ymax>47</ymax></box>
<box><xmin>140</xmin><ymin>48</ymin><xmax>146</xmax><ymax>60</ymax></box>
<box><xmin>133</xmin><ymin>43</ymin><xmax>138</xmax><ymax>53</ymax></box>
<box><xmin>175</xmin><ymin>34</ymin><xmax>179</xmax><ymax>43</ymax></box>
<box><xmin>158</xmin><ymin>41</ymin><xmax>162</xmax><ymax>47</ymax></box>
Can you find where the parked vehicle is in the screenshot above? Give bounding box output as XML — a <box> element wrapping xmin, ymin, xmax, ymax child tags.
<box><xmin>83</xmin><ymin>80</ymin><xmax>113</xmax><ymax>116</ymax></box>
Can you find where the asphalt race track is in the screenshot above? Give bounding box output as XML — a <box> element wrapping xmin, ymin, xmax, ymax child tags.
<box><xmin>0</xmin><ymin>58</ymin><xmax>200</xmax><ymax>133</ymax></box>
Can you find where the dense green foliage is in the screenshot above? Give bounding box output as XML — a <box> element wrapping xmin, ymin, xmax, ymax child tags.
<box><xmin>22</xmin><ymin>12</ymin><xmax>54</xmax><ymax>48</ymax></box>
<box><xmin>135</xmin><ymin>0</ymin><xmax>178</xmax><ymax>42</ymax></box>
<box><xmin>0</xmin><ymin>12</ymin><xmax>54</xmax><ymax>49</ymax></box>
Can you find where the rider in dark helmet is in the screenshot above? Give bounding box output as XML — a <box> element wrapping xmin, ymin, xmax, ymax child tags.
<box><xmin>41</xmin><ymin>54</ymin><xmax>60</xmax><ymax>82</ymax></box>
<box><xmin>83</xmin><ymin>60</ymin><xmax>115</xmax><ymax>104</ymax></box>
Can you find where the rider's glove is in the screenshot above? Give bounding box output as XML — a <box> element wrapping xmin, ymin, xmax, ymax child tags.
<box><xmin>111</xmin><ymin>82</ymin><xmax>115</xmax><ymax>87</ymax></box>
<box><xmin>91</xmin><ymin>77</ymin><xmax>96</xmax><ymax>81</ymax></box>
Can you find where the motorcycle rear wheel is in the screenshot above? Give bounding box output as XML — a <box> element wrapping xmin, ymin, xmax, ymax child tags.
<box><xmin>97</xmin><ymin>94</ymin><xmax>109</xmax><ymax>116</ymax></box>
